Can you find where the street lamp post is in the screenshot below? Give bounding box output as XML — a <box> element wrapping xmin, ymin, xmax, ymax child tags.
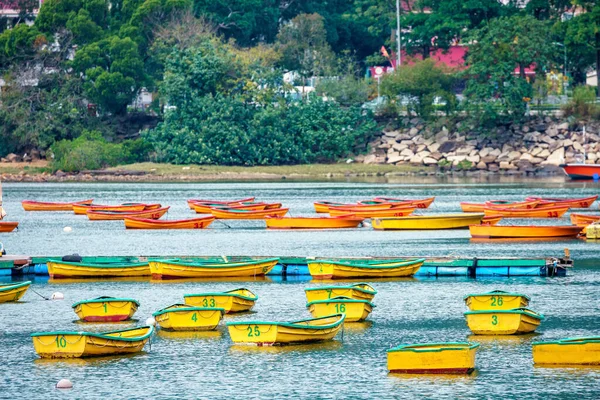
<box><xmin>396</xmin><ymin>0</ymin><xmax>401</xmax><ymax>68</ymax></box>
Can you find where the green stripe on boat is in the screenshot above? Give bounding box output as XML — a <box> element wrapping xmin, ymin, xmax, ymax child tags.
<box><xmin>226</xmin><ymin>313</ymin><xmax>345</xmax><ymax>329</ymax></box>
<box><xmin>387</xmin><ymin>342</ymin><xmax>480</xmax><ymax>353</ymax></box>
<box><xmin>0</xmin><ymin>281</ymin><xmax>31</xmax><ymax>291</ymax></box>
<box><xmin>72</xmin><ymin>296</ymin><xmax>140</xmax><ymax>308</ymax></box>
<box><xmin>464</xmin><ymin>308</ymin><xmax>544</xmax><ymax>320</ymax></box>
<box><xmin>532</xmin><ymin>336</ymin><xmax>600</xmax><ymax>346</ymax></box>
<box><xmin>183</xmin><ymin>288</ymin><xmax>258</xmax><ymax>301</ymax></box>
<box><xmin>152</xmin><ymin>305</ymin><xmax>225</xmax><ymax>316</ymax></box>
<box><xmin>31</xmin><ymin>325</ymin><xmax>155</xmax><ymax>341</ymax></box>
<box><xmin>463</xmin><ymin>290</ymin><xmax>530</xmax><ymax>301</ymax></box>
<box><xmin>306</xmin><ymin>296</ymin><xmax>375</xmax><ymax>307</ymax></box>
<box><xmin>304</xmin><ymin>283</ymin><xmax>377</xmax><ymax>294</ymax></box>
<box><xmin>48</xmin><ymin>260</ymin><xmax>149</xmax><ymax>268</ymax></box>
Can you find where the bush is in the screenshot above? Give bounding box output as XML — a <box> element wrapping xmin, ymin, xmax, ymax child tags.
<box><xmin>562</xmin><ymin>85</ymin><xmax>600</xmax><ymax>119</ymax></box>
<box><xmin>50</xmin><ymin>131</ymin><xmax>148</xmax><ymax>172</ymax></box>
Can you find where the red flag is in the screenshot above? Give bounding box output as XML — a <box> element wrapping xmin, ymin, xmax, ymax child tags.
<box><xmin>381</xmin><ymin>46</ymin><xmax>390</xmax><ymax>59</ymax></box>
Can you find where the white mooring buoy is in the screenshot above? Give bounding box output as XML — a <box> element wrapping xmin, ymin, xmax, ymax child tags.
<box><xmin>51</xmin><ymin>292</ymin><xmax>64</xmax><ymax>300</ymax></box>
<box><xmin>145</xmin><ymin>317</ymin><xmax>156</xmax><ymax>326</ymax></box>
<box><xmin>63</xmin><ymin>226</ymin><xmax>72</xmax><ymax>233</ymax></box>
<box><xmin>56</xmin><ymin>379</ymin><xmax>73</xmax><ymax>389</ymax></box>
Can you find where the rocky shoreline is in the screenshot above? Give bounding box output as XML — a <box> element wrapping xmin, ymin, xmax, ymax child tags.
<box><xmin>357</xmin><ymin>117</ymin><xmax>598</xmax><ymax>175</ymax></box>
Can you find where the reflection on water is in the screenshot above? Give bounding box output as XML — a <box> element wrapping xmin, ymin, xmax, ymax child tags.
<box><xmin>158</xmin><ymin>329</ymin><xmax>222</xmax><ymax>341</ymax></box>
<box><xmin>149</xmin><ymin>276</ymin><xmax>272</xmax><ymax>284</ymax></box>
<box><xmin>229</xmin><ymin>340</ymin><xmax>344</xmax><ymax>354</ymax></box>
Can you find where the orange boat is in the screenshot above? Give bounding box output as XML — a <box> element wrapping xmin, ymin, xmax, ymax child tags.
<box><xmin>329</xmin><ymin>206</ymin><xmax>416</xmax><ymax>218</ymax></box>
<box><xmin>187</xmin><ymin>197</ymin><xmax>255</xmax><ymax>210</ymax></box>
<box><xmin>193</xmin><ymin>202</ymin><xmax>268</xmax><ymax>214</ymax></box>
<box><xmin>0</xmin><ymin>221</ymin><xmax>18</xmax><ymax>232</ymax></box>
<box><xmin>570</xmin><ymin>213</ymin><xmax>600</xmax><ymax>225</ymax></box>
<box><xmin>482</xmin><ymin>206</ymin><xmax>569</xmax><ymax>218</ymax></box>
<box><xmin>372</xmin><ymin>197</ymin><xmax>435</xmax><ymax>209</ymax></box>
<box><xmin>481</xmin><ymin>215</ymin><xmax>503</xmax><ymax>225</ymax></box>
<box><xmin>461</xmin><ymin>200</ymin><xmax>539</xmax><ymax>213</ymax></box>
<box><xmin>265</xmin><ymin>216</ymin><xmax>364</xmax><ymax>229</ymax></box>
<box><xmin>460</xmin><ymin>202</ymin><xmax>485</xmax><ymax>213</ymax></box>
<box><xmin>314</xmin><ymin>201</ymin><xmax>353</xmax><ymax>213</ymax></box>
<box><xmin>124</xmin><ymin>216</ymin><xmax>214</xmax><ymax>229</ymax></box>
<box><xmin>209</xmin><ymin>207</ymin><xmax>289</xmax><ymax>219</ymax></box>
<box><xmin>526</xmin><ymin>195</ymin><xmax>598</xmax><ymax>209</ymax></box>
<box><xmin>73</xmin><ymin>203</ymin><xmax>161</xmax><ymax>215</ymax></box>
<box><xmin>469</xmin><ymin>224</ymin><xmax>583</xmax><ymax>238</ymax></box>
<box><xmin>22</xmin><ymin>199</ymin><xmax>93</xmax><ymax>211</ymax></box>
<box><xmin>87</xmin><ymin>206</ymin><xmax>170</xmax><ymax>221</ymax></box>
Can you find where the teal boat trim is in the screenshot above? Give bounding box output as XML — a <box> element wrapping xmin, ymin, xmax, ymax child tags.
<box><xmin>0</xmin><ymin>281</ymin><xmax>31</xmax><ymax>291</ymax></box>
<box><xmin>387</xmin><ymin>342</ymin><xmax>480</xmax><ymax>353</ymax></box>
<box><xmin>304</xmin><ymin>283</ymin><xmax>377</xmax><ymax>295</ymax></box>
<box><xmin>48</xmin><ymin>260</ymin><xmax>149</xmax><ymax>268</ymax></box>
<box><xmin>31</xmin><ymin>325</ymin><xmax>155</xmax><ymax>341</ymax></box>
<box><xmin>184</xmin><ymin>288</ymin><xmax>258</xmax><ymax>301</ymax></box>
<box><xmin>306</xmin><ymin>296</ymin><xmax>375</xmax><ymax>308</ymax></box>
<box><xmin>463</xmin><ymin>290</ymin><xmax>531</xmax><ymax>301</ymax></box>
<box><xmin>226</xmin><ymin>313</ymin><xmax>346</xmax><ymax>330</ymax></box>
<box><xmin>152</xmin><ymin>257</ymin><xmax>279</xmax><ymax>268</ymax></box>
<box><xmin>533</xmin><ymin>336</ymin><xmax>600</xmax><ymax>346</ymax></box>
<box><xmin>152</xmin><ymin>304</ymin><xmax>225</xmax><ymax>317</ymax></box>
<box><xmin>72</xmin><ymin>296</ymin><xmax>140</xmax><ymax>308</ymax></box>
<box><xmin>464</xmin><ymin>307</ymin><xmax>544</xmax><ymax>320</ymax></box>
<box><xmin>308</xmin><ymin>258</ymin><xmax>425</xmax><ymax>269</ymax></box>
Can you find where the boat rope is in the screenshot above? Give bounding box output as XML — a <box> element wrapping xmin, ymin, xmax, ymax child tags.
<box><xmin>29</xmin><ymin>287</ymin><xmax>51</xmax><ymax>301</ymax></box>
<box><xmin>34</xmin><ymin>335</ymin><xmax>84</xmax><ymax>346</ymax></box>
<box><xmin>80</xmin><ymin>301</ymin><xmax>134</xmax><ymax>309</ymax></box>
<box><xmin>340</xmin><ymin>323</ymin><xmax>344</xmax><ymax>342</ymax></box>
<box><xmin>215</xmin><ymin>220</ymin><xmax>232</xmax><ymax>229</ymax></box>
<box><xmin>471</xmin><ymin>296</ymin><xmax>521</xmax><ymax>302</ymax></box>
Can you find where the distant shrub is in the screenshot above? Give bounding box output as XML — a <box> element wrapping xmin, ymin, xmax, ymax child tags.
<box><xmin>562</xmin><ymin>85</ymin><xmax>600</xmax><ymax>119</ymax></box>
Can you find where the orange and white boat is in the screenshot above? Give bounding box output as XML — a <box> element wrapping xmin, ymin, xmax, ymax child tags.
<box><xmin>87</xmin><ymin>206</ymin><xmax>170</xmax><ymax>221</ymax></box>
<box><xmin>570</xmin><ymin>213</ymin><xmax>600</xmax><ymax>226</ymax></box>
<box><xmin>372</xmin><ymin>197</ymin><xmax>435</xmax><ymax>209</ymax></box>
<box><xmin>124</xmin><ymin>216</ymin><xmax>214</xmax><ymax>229</ymax></box>
<box><xmin>73</xmin><ymin>203</ymin><xmax>161</xmax><ymax>215</ymax></box>
<box><xmin>0</xmin><ymin>221</ymin><xmax>18</xmax><ymax>232</ymax></box>
<box><xmin>469</xmin><ymin>224</ymin><xmax>583</xmax><ymax>238</ymax></box>
<box><xmin>526</xmin><ymin>195</ymin><xmax>598</xmax><ymax>209</ymax></box>
<box><xmin>328</xmin><ymin>206</ymin><xmax>416</xmax><ymax>218</ymax></box>
<box><xmin>210</xmin><ymin>207</ymin><xmax>289</xmax><ymax>219</ymax></box>
<box><xmin>482</xmin><ymin>206</ymin><xmax>569</xmax><ymax>218</ymax></box>
<box><xmin>265</xmin><ymin>216</ymin><xmax>364</xmax><ymax>229</ymax></box>
<box><xmin>22</xmin><ymin>199</ymin><xmax>93</xmax><ymax>211</ymax></box>
<box><xmin>187</xmin><ymin>197</ymin><xmax>255</xmax><ymax>210</ymax></box>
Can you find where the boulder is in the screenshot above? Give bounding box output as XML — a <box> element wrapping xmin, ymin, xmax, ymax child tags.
<box><xmin>482</xmin><ymin>155</ymin><xmax>498</xmax><ymax>164</ymax></box>
<box><xmin>489</xmin><ymin>148</ymin><xmax>501</xmax><ymax>157</ymax></box>
<box><xmin>466</xmin><ymin>155</ymin><xmax>480</xmax><ymax>163</ymax></box>
<box><xmin>384</xmin><ymin>130</ymin><xmax>398</xmax><ymax>137</ymax></box>
<box><xmin>507</xmin><ymin>151</ymin><xmax>521</xmax><ymax>161</ymax></box>
<box><xmin>387</xmin><ymin>151</ymin><xmax>400</xmax><ymax>158</ymax></box>
<box><xmin>392</xmin><ymin>143</ymin><xmax>408</xmax><ymax>152</ymax></box>
<box><xmin>427</xmin><ymin>142</ymin><xmax>440</xmax><ymax>153</ymax></box>
<box><xmin>409</xmin><ymin>154</ymin><xmax>423</xmax><ymax>164</ymax></box>
<box><xmin>531</xmin><ymin>147</ymin><xmax>543</xmax><ymax>157</ymax></box>
<box><xmin>488</xmin><ymin>163</ymin><xmax>500</xmax><ymax>172</ymax></box>
<box><xmin>499</xmin><ymin>161</ymin><xmax>517</xmax><ymax>170</ymax></box>
<box><xmin>538</xmin><ymin>149</ymin><xmax>551</xmax><ymax>158</ymax></box>
<box><xmin>364</xmin><ymin>154</ymin><xmax>377</xmax><ymax>164</ymax></box>
<box><xmin>542</xmin><ymin>147</ymin><xmax>565</xmax><ymax>166</ymax></box>
<box><xmin>409</xmin><ymin>127</ymin><xmax>419</xmax><ymax>136</ymax></box>
<box><xmin>519</xmin><ymin>153</ymin><xmax>533</xmax><ymax>161</ymax></box>
<box><xmin>416</xmin><ymin>144</ymin><xmax>427</xmax><ymax>153</ymax></box>
<box><xmin>387</xmin><ymin>154</ymin><xmax>404</xmax><ymax>164</ymax></box>
<box><xmin>6</xmin><ymin>153</ymin><xmax>21</xmax><ymax>163</ymax></box>
<box><xmin>541</xmin><ymin>136</ymin><xmax>556</xmax><ymax>145</ymax></box>
<box><xmin>573</xmin><ymin>141</ymin><xmax>584</xmax><ymax>152</ymax></box>
<box><xmin>456</xmin><ymin>146</ymin><xmax>475</xmax><ymax>155</ymax></box>
<box><xmin>562</xmin><ymin>139</ymin><xmax>573</xmax><ymax>147</ymax></box>
<box><xmin>429</xmin><ymin>152</ymin><xmax>442</xmax><ymax>160</ymax></box>
<box><xmin>479</xmin><ymin>148</ymin><xmax>492</xmax><ymax>158</ymax></box>
<box><xmin>557</xmin><ymin>122</ymin><xmax>569</xmax><ymax>131</ymax></box>
<box><xmin>588</xmin><ymin>153</ymin><xmax>598</xmax><ymax>162</ymax></box>
<box><xmin>416</xmin><ymin>151</ymin><xmax>431</xmax><ymax>159</ymax></box>
<box><xmin>438</xmin><ymin>141</ymin><xmax>457</xmax><ymax>154</ymax></box>
<box><xmin>529</xmin><ymin>157</ymin><xmax>544</xmax><ymax>164</ymax></box>
<box><xmin>476</xmin><ymin>161</ymin><xmax>487</xmax><ymax>170</ymax></box>
<box><xmin>423</xmin><ymin>157</ymin><xmax>438</xmax><ymax>165</ymax></box>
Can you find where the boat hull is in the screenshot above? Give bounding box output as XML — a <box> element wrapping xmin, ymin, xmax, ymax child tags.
<box><xmin>304</xmin><ymin>283</ymin><xmax>377</xmax><ymax>302</ymax></box>
<box><xmin>150</xmin><ymin>258</ymin><xmax>278</xmax><ymax>279</ymax></box>
<box><xmin>22</xmin><ymin>199</ymin><xmax>93</xmax><ymax>211</ymax></box>
<box><xmin>153</xmin><ymin>306</ymin><xmax>224</xmax><ymax>331</ymax></box>
<box><xmin>47</xmin><ymin>260</ymin><xmax>150</xmax><ymax>278</ymax></box>
<box><xmin>469</xmin><ymin>225</ymin><xmax>583</xmax><ymax>238</ymax></box>
<box><xmin>528</xmin><ymin>194</ymin><xmax>598</xmax><ymax>209</ymax></box>
<box><xmin>73</xmin><ymin>203</ymin><xmax>154</xmax><ymax>215</ymax></box>
<box><xmin>31</xmin><ymin>326</ymin><xmax>153</xmax><ymax>358</ymax></box>
<box><xmin>570</xmin><ymin>213</ymin><xmax>600</xmax><ymax>225</ymax></box>
<box><xmin>124</xmin><ymin>216</ymin><xmax>215</xmax><ymax>229</ymax></box>
<box><xmin>387</xmin><ymin>343</ymin><xmax>479</xmax><ymax>374</ymax></box>
<box><xmin>308</xmin><ymin>298</ymin><xmax>373</xmax><ymax>322</ymax></box>
<box><xmin>464</xmin><ymin>291</ymin><xmax>529</xmax><ymax>311</ymax></box>
<box><xmin>464</xmin><ymin>309</ymin><xmax>544</xmax><ymax>335</ymax></box>
<box><xmin>187</xmin><ymin>197</ymin><xmax>255</xmax><ymax>210</ymax></box>
<box><xmin>227</xmin><ymin>314</ymin><xmax>345</xmax><ymax>345</ymax></box>
<box><xmin>533</xmin><ymin>338</ymin><xmax>600</xmax><ymax>365</ymax></box>
<box><xmin>328</xmin><ymin>206</ymin><xmax>416</xmax><ymax>218</ymax></box>
<box><xmin>372</xmin><ymin>213</ymin><xmax>485</xmax><ymax>230</ymax></box>
<box><xmin>308</xmin><ymin>259</ymin><xmax>424</xmax><ymax>279</ymax></box>
<box><xmin>210</xmin><ymin>208</ymin><xmax>289</xmax><ymax>219</ymax></box>
<box><xmin>87</xmin><ymin>207</ymin><xmax>170</xmax><ymax>221</ymax></box>
<box><xmin>373</xmin><ymin>197</ymin><xmax>435</xmax><ymax>209</ymax></box>
<box><xmin>482</xmin><ymin>206</ymin><xmax>569</xmax><ymax>218</ymax></box>
<box><xmin>0</xmin><ymin>221</ymin><xmax>18</xmax><ymax>232</ymax></box>
<box><xmin>0</xmin><ymin>281</ymin><xmax>31</xmax><ymax>303</ymax></box>
<box><xmin>265</xmin><ymin>217</ymin><xmax>363</xmax><ymax>229</ymax></box>
<box><xmin>184</xmin><ymin>290</ymin><xmax>257</xmax><ymax>313</ymax></box>
<box><xmin>73</xmin><ymin>299</ymin><xmax>139</xmax><ymax>322</ymax></box>
<box><xmin>562</xmin><ymin>164</ymin><xmax>600</xmax><ymax>180</ymax></box>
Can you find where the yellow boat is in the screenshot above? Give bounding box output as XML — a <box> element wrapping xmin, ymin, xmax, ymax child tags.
<box><xmin>0</xmin><ymin>281</ymin><xmax>31</xmax><ymax>303</ymax></box>
<box><xmin>47</xmin><ymin>260</ymin><xmax>150</xmax><ymax>278</ymax></box>
<box><xmin>226</xmin><ymin>313</ymin><xmax>345</xmax><ymax>346</ymax></box>
<box><xmin>72</xmin><ymin>296</ymin><xmax>139</xmax><ymax>322</ymax></box>
<box><xmin>464</xmin><ymin>308</ymin><xmax>544</xmax><ymax>335</ymax></box>
<box><xmin>31</xmin><ymin>325</ymin><xmax>154</xmax><ymax>358</ymax></box>
<box><xmin>149</xmin><ymin>258</ymin><xmax>278</xmax><ymax>279</ymax></box>
<box><xmin>152</xmin><ymin>304</ymin><xmax>225</xmax><ymax>331</ymax></box>
<box><xmin>533</xmin><ymin>337</ymin><xmax>600</xmax><ymax>365</ymax></box>
<box><xmin>308</xmin><ymin>258</ymin><xmax>424</xmax><ymax>279</ymax></box>
<box><xmin>372</xmin><ymin>213</ymin><xmax>485</xmax><ymax>230</ymax></box>
<box><xmin>463</xmin><ymin>290</ymin><xmax>530</xmax><ymax>311</ymax></box>
<box><xmin>387</xmin><ymin>342</ymin><xmax>479</xmax><ymax>374</ymax></box>
<box><xmin>304</xmin><ymin>283</ymin><xmax>377</xmax><ymax>303</ymax></box>
<box><xmin>307</xmin><ymin>296</ymin><xmax>374</xmax><ymax>322</ymax></box>
<box><xmin>184</xmin><ymin>288</ymin><xmax>258</xmax><ymax>313</ymax></box>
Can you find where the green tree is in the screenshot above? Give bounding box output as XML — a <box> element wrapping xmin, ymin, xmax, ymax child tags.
<box><xmin>380</xmin><ymin>59</ymin><xmax>456</xmax><ymax>117</ymax></box>
<box><xmin>463</xmin><ymin>15</ymin><xmax>554</xmax><ymax>124</ymax></box>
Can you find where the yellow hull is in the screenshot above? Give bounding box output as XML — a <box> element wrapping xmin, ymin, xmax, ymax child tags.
<box><xmin>372</xmin><ymin>213</ymin><xmax>485</xmax><ymax>230</ymax></box>
<box><xmin>184</xmin><ymin>288</ymin><xmax>257</xmax><ymax>313</ymax></box>
<box><xmin>465</xmin><ymin>309</ymin><xmax>544</xmax><ymax>335</ymax></box>
<box><xmin>150</xmin><ymin>259</ymin><xmax>278</xmax><ymax>279</ymax></box>
<box><xmin>47</xmin><ymin>261</ymin><xmax>150</xmax><ymax>278</ymax></box>
<box><xmin>73</xmin><ymin>299</ymin><xmax>139</xmax><ymax>322</ymax></box>
<box><xmin>308</xmin><ymin>299</ymin><xmax>373</xmax><ymax>322</ymax></box>
<box><xmin>304</xmin><ymin>283</ymin><xmax>377</xmax><ymax>302</ymax></box>
<box><xmin>533</xmin><ymin>338</ymin><xmax>600</xmax><ymax>365</ymax></box>
<box><xmin>0</xmin><ymin>281</ymin><xmax>31</xmax><ymax>303</ymax></box>
<box><xmin>227</xmin><ymin>314</ymin><xmax>345</xmax><ymax>345</ymax></box>
<box><xmin>153</xmin><ymin>305</ymin><xmax>224</xmax><ymax>331</ymax></box>
<box><xmin>32</xmin><ymin>326</ymin><xmax>153</xmax><ymax>358</ymax></box>
<box><xmin>387</xmin><ymin>343</ymin><xmax>479</xmax><ymax>374</ymax></box>
<box><xmin>308</xmin><ymin>259</ymin><xmax>424</xmax><ymax>279</ymax></box>
<box><xmin>464</xmin><ymin>293</ymin><xmax>529</xmax><ymax>311</ymax></box>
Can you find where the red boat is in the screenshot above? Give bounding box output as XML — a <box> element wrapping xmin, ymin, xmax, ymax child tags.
<box><xmin>561</xmin><ymin>164</ymin><xmax>600</xmax><ymax>180</ymax></box>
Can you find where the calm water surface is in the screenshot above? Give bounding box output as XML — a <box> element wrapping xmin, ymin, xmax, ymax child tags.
<box><xmin>1</xmin><ymin>178</ymin><xmax>600</xmax><ymax>398</ymax></box>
